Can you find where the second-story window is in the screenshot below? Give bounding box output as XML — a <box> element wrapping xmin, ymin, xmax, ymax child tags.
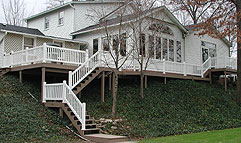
<box><xmin>58</xmin><ymin>11</ymin><xmax>64</xmax><ymax>25</ymax></box>
<box><xmin>44</xmin><ymin>17</ymin><xmax>49</xmax><ymax>29</ymax></box>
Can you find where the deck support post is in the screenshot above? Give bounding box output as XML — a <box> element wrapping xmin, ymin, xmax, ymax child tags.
<box><xmin>109</xmin><ymin>74</ymin><xmax>112</xmax><ymax>91</ymax></box>
<box><xmin>41</xmin><ymin>67</ymin><xmax>46</xmax><ymax>103</ymax></box>
<box><xmin>59</xmin><ymin>108</ymin><xmax>63</xmax><ymax>118</ymax></box>
<box><xmin>164</xmin><ymin>77</ymin><xmax>167</xmax><ymax>85</ymax></box>
<box><xmin>209</xmin><ymin>71</ymin><xmax>212</xmax><ymax>84</ymax></box>
<box><xmin>101</xmin><ymin>71</ymin><xmax>105</xmax><ymax>102</ymax></box>
<box><xmin>19</xmin><ymin>70</ymin><xmax>22</xmax><ymax>83</ymax></box>
<box><xmin>145</xmin><ymin>75</ymin><xmax>148</xmax><ymax>88</ymax></box>
<box><xmin>225</xmin><ymin>71</ymin><xmax>227</xmax><ymax>91</ymax></box>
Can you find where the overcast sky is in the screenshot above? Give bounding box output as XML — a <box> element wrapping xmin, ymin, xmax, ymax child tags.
<box><xmin>0</xmin><ymin>0</ymin><xmax>49</xmax><ymax>23</ymax></box>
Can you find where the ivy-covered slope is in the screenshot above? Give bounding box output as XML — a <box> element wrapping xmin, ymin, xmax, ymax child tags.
<box><xmin>81</xmin><ymin>77</ymin><xmax>241</xmax><ymax>139</ymax></box>
<box><xmin>0</xmin><ymin>75</ymin><xmax>82</xmax><ymax>142</ymax></box>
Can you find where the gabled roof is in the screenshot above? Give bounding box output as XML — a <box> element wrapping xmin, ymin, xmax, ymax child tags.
<box><xmin>185</xmin><ymin>24</ymin><xmax>232</xmax><ymax>47</ymax></box>
<box><xmin>71</xmin><ymin>6</ymin><xmax>187</xmax><ymax>36</ymax></box>
<box><xmin>0</xmin><ymin>23</ymin><xmax>86</xmax><ymax>44</ymax></box>
<box><xmin>25</xmin><ymin>1</ymin><xmax>124</xmax><ymax>21</ymax></box>
<box><xmin>0</xmin><ymin>23</ymin><xmax>44</xmax><ymax>36</ymax></box>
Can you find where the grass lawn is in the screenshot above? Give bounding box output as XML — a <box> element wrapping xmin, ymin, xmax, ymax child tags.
<box><xmin>140</xmin><ymin>128</ymin><xmax>241</xmax><ymax>143</ymax></box>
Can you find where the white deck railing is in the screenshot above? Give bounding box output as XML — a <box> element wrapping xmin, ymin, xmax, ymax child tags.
<box><xmin>69</xmin><ymin>51</ymin><xmax>101</xmax><ymax>89</ymax></box>
<box><xmin>43</xmin><ymin>81</ymin><xmax>86</xmax><ymax>130</ymax></box>
<box><xmin>3</xmin><ymin>43</ymin><xmax>87</xmax><ymax>68</ymax></box>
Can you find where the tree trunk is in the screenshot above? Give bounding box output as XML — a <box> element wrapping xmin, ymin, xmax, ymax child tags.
<box><xmin>140</xmin><ymin>71</ymin><xmax>144</xmax><ymax>99</ymax></box>
<box><xmin>237</xmin><ymin>2</ymin><xmax>241</xmax><ymax>104</ymax></box>
<box><xmin>112</xmin><ymin>72</ymin><xmax>118</xmax><ymax>117</ymax></box>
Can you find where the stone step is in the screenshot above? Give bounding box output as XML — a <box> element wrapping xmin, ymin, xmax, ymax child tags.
<box><xmin>84</xmin><ymin>134</ymin><xmax>130</xmax><ymax>143</ymax></box>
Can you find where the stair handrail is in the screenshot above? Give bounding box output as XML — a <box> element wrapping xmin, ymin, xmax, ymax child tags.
<box><xmin>62</xmin><ymin>80</ymin><xmax>86</xmax><ymax>130</ymax></box>
<box><xmin>201</xmin><ymin>57</ymin><xmax>211</xmax><ymax>77</ymax></box>
<box><xmin>69</xmin><ymin>51</ymin><xmax>101</xmax><ymax>89</ymax></box>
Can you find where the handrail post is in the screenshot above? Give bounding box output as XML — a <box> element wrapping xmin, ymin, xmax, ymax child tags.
<box><xmin>43</xmin><ymin>43</ymin><xmax>47</xmax><ymax>63</ymax></box>
<box><xmin>63</xmin><ymin>80</ymin><xmax>67</xmax><ymax>103</ymax></box>
<box><xmin>69</xmin><ymin>71</ymin><xmax>73</xmax><ymax>89</ymax></box>
<box><xmin>10</xmin><ymin>51</ymin><xmax>13</xmax><ymax>67</ymax></box>
<box><xmin>209</xmin><ymin>57</ymin><xmax>211</xmax><ymax>68</ymax></box>
<box><xmin>25</xmin><ymin>47</ymin><xmax>29</xmax><ymax>64</ymax></box>
<box><xmin>82</xmin><ymin>103</ymin><xmax>86</xmax><ymax>130</ymax></box>
<box><xmin>43</xmin><ymin>82</ymin><xmax>47</xmax><ymax>103</ymax></box>
<box><xmin>85</xmin><ymin>49</ymin><xmax>89</xmax><ymax>67</ymax></box>
<box><xmin>183</xmin><ymin>62</ymin><xmax>186</xmax><ymax>76</ymax></box>
<box><xmin>163</xmin><ymin>59</ymin><xmax>166</xmax><ymax>74</ymax></box>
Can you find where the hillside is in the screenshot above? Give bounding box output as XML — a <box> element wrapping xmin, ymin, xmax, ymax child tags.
<box><xmin>0</xmin><ymin>75</ymin><xmax>83</xmax><ymax>142</ymax></box>
<box><xmin>80</xmin><ymin>77</ymin><xmax>241</xmax><ymax>139</ymax></box>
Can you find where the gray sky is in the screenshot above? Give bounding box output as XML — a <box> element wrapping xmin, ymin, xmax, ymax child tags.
<box><xmin>0</xmin><ymin>0</ymin><xmax>49</xmax><ymax>23</ymax></box>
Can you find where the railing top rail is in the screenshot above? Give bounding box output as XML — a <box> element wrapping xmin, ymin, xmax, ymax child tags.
<box><xmin>46</xmin><ymin>45</ymin><xmax>87</xmax><ymax>53</ymax></box>
<box><xmin>45</xmin><ymin>83</ymin><xmax>64</xmax><ymax>86</ymax></box>
<box><xmin>72</xmin><ymin>51</ymin><xmax>100</xmax><ymax>75</ymax></box>
<box><xmin>63</xmin><ymin>82</ymin><xmax>85</xmax><ymax>106</ymax></box>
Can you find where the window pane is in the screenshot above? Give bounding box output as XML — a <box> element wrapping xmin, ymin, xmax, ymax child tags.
<box><xmin>162</xmin><ymin>38</ymin><xmax>168</xmax><ymax>60</ymax></box>
<box><xmin>93</xmin><ymin>39</ymin><xmax>98</xmax><ymax>54</ymax></box>
<box><xmin>103</xmin><ymin>38</ymin><xmax>110</xmax><ymax>51</ymax></box>
<box><xmin>148</xmin><ymin>35</ymin><xmax>154</xmax><ymax>58</ymax></box>
<box><xmin>169</xmin><ymin>39</ymin><xmax>174</xmax><ymax>61</ymax></box>
<box><xmin>156</xmin><ymin>37</ymin><xmax>161</xmax><ymax>59</ymax></box>
<box><xmin>113</xmin><ymin>35</ymin><xmax>119</xmax><ymax>52</ymax></box>
<box><xmin>139</xmin><ymin>34</ymin><xmax>145</xmax><ymax>56</ymax></box>
<box><xmin>120</xmin><ymin>33</ymin><xmax>126</xmax><ymax>56</ymax></box>
<box><xmin>24</xmin><ymin>37</ymin><xmax>34</xmax><ymax>49</ymax></box>
<box><xmin>176</xmin><ymin>41</ymin><xmax>182</xmax><ymax>62</ymax></box>
<box><xmin>45</xmin><ymin>17</ymin><xmax>49</xmax><ymax>29</ymax></box>
<box><xmin>54</xmin><ymin>41</ymin><xmax>63</xmax><ymax>47</ymax></box>
<box><xmin>59</xmin><ymin>11</ymin><xmax>64</xmax><ymax>25</ymax></box>
<box><xmin>202</xmin><ymin>48</ymin><xmax>209</xmax><ymax>63</ymax></box>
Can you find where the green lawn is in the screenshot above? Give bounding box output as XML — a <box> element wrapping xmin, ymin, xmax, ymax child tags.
<box><xmin>140</xmin><ymin>128</ymin><xmax>241</xmax><ymax>143</ymax></box>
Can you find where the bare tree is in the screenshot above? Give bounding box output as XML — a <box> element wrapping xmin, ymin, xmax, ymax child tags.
<box><xmin>164</xmin><ymin>0</ymin><xmax>216</xmax><ymax>25</ymax></box>
<box><xmin>185</xmin><ymin>0</ymin><xmax>241</xmax><ymax>104</ymax></box>
<box><xmin>2</xmin><ymin>0</ymin><xmax>25</xmax><ymax>26</ymax></box>
<box><xmin>127</xmin><ymin>0</ymin><xmax>161</xmax><ymax>99</ymax></box>
<box><xmin>46</xmin><ymin>0</ymin><xmax>69</xmax><ymax>9</ymax></box>
<box><xmin>89</xmin><ymin>2</ymin><xmax>133</xmax><ymax>117</ymax></box>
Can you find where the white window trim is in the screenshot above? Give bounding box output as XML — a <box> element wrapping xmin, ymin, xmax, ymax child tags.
<box><xmin>53</xmin><ymin>40</ymin><xmax>65</xmax><ymax>48</ymax></box>
<box><xmin>44</xmin><ymin>16</ymin><xmax>50</xmax><ymax>30</ymax></box>
<box><xmin>22</xmin><ymin>36</ymin><xmax>36</xmax><ymax>50</ymax></box>
<box><xmin>58</xmin><ymin>11</ymin><xmax>64</xmax><ymax>26</ymax></box>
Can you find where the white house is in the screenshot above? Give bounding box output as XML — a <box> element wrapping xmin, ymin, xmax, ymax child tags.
<box><xmin>25</xmin><ymin>0</ymin><xmax>123</xmax><ymax>39</ymax></box>
<box><xmin>0</xmin><ymin>0</ymin><xmax>237</xmax><ymax>141</ymax></box>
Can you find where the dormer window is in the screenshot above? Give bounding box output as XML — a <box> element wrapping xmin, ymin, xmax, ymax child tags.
<box><xmin>44</xmin><ymin>17</ymin><xmax>49</xmax><ymax>29</ymax></box>
<box><xmin>58</xmin><ymin>11</ymin><xmax>64</xmax><ymax>25</ymax></box>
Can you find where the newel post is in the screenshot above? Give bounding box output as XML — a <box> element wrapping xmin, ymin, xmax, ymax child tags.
<box><xmin>69</xmin><ymin>71</ymin><xmax>73</xmax><ymax>89</ymax></box>
<box><xmin>85</xmin><ymin>49</ymin><xmax>89</xmax><ymax>67</ymax></box>
<box><xmin>163</xmin><ymin>59</ymin><xmax>166</xmax><ymax>74</ymax></box>
<box><xmin>63</xmin><ymin>80</ymin><xmax>67</xmax><ymax>103</ymax></box>
<box><xmin>82</xmin><ymin>103</ymin><xmax>86</xmax><ymax>130</ymax></box>
<box><xmin>25</xmin><ymin>47</ymin><xmax>29</xmax><ymax>64</ymax></box>
<box><xmin>43</xmin><ymin>43</ymin><xmax>47</xmax><ymax>63</ymax></box>
<box><xmin>42</xmin><ymin>82</ymin><xmax>47</xmax><ymax>103</ymax></box>
<box><xmin>209</xmin><ymin>57</ymin><xmax>212</xmax><ymax>68</ymax></box>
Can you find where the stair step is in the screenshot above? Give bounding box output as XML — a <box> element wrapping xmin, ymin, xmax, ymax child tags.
<box><xmin>83</xmin><ymin>128</ymin><xmax>100</xmax><ymax>135</ymax></box>
<box><xmin>80</xmin><ymin>124</ymin><xmax>97</xmax><ymax>129</ymax></box>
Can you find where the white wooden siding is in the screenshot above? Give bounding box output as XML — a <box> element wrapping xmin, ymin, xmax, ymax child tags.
<box><xmin>0</xmin><ymin>32</ymin><xmax>5</xmax><ymax>68</ymax></box>
<box><xmin>28</xmin><ymin>7</ymin><xmax>75</xmax><ymax>39</ymax></box>
<box><xmin>73</xmin><ymin>3</ymin><xmax>121</xmax><ymax>32</ymax></box>
<box><xmin>185</xmin><ymin>31</ymin><xmax>230</xmax><ymax>65</ymax></box>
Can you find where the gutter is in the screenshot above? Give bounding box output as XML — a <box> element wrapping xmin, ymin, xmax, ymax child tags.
<box><xmin>0</xmin><ymin>31</ymin><xmax>7</xmax><ymax>43</ymax></box>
